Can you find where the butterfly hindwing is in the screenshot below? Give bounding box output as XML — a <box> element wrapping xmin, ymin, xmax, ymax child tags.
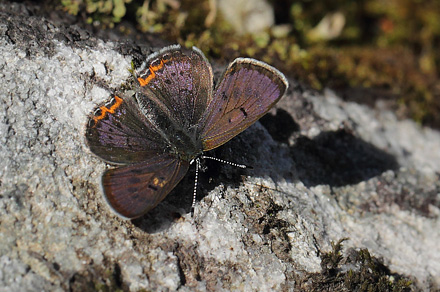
<box><xmin>200</xmin><ymin>58</ymin><xmax>288</xmax><ymax>151</ymax></box>
<box><xmin>85</xmin><ymin>95</ymin><xmax>168</xmax><ymax>164</ymax></box>
<box><xmin>102</xmin><ymin>154</ymin><xmax>190</xmax><ymax>219</ymax></box>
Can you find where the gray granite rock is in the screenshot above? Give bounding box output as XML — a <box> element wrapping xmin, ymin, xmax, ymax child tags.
<box><xmin>1</xmin><ymin>3</ymin><xmax>439</xmax><ymax>292</ymax></box>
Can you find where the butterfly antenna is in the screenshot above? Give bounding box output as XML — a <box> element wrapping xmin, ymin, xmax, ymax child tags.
<box><xmin>200</xmin><ymin>155</ymin><xmax>253</xmax><ymax>169</ymax></box>
<box><xmin>191</xmin><ymin>158</ymin><xmax>201</xmax><ymax>217</ymax></box>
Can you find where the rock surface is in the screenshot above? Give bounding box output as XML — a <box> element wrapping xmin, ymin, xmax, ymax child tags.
<box><xmin>1</xmin><ymin>3</ymin><xmax>439</xmax><ymax>291</ymax></box>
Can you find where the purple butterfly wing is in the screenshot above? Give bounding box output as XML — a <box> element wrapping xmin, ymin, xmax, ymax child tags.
<box><xmin>85</xmin><ymin>95</ymin><xmax>168</xmax><ymax>164</ymax></box>
<box><xmin>86</xmin><ymin>95</ymin><xmax>190</xmax><ymax>218</ymax></box>
<box><xmin>200</xmin><ymin>58</ymin><xmax>288</xmax><ymax>151</ymax></box>
<box><xmin>102</xmin><ymin>154</ymin><xmax>190</xmax><ymax>219</ymax></box>
<box><xmin>136</xmin><ymin>45</ymin><xmax>213</xmax><ymax>128</ymax></box>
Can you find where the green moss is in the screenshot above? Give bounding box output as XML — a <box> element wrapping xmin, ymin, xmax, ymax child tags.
<box><xmin>60</xmin><ymin>0</ymin><xmax>131</xmax><ymax>27</ymax></box>
<box><xmin>295</xmin><ymin>238</ymin><xmax>413</xmax><ymax>291</ymax></box>
<box><xmin>67</xmin><ymin>261</ymin><xmax>126</xmax><ymax>291</ymax></box>
<box><xmin>320</xmin><ymin>238</ymin><xmax>347</xmax><ymax>273</ymax></box>
<box><xmin>61</xmin><ymin>0</ymin><xmax>80</xmax><ymax>15</ymax></box>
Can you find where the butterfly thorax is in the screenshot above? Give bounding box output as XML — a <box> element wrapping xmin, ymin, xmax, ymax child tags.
<box><xmin>132</xmin><ymin>91</ymin><xmax>204</xmax><ymax>162</ymax></box>
<box><xmin>166</xmin><ymin>124</ymin><xmax>204</xmax><ymax>162</ymax></box>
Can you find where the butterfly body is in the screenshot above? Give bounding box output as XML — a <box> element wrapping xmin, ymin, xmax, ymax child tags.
<box><xmin>86</xmin><ymin>45</ymin><xmax>288</xmax><ymax>219</ymax></box>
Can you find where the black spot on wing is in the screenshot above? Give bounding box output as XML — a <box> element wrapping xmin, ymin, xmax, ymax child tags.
<box><xmin>148</xmin><ymin>184</ymin><xmax>158</xmax><ymax>191</ymax></box>
<box><xmin>240</xmin><ymin>107</ymin><xmax>248</xmax><ymax>117</ymax></box>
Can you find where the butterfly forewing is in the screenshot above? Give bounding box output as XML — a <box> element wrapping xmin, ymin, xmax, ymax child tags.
<box><xmin>200</xmin><ymin>58</ymin><xmax>288</xmax><ymax>151</ymax></box>
<box><xmin>136</xmin><ymin>46</ymin><xmax>214</xmax><ymax>127</ymax></box>
<box><xmin>102</xmin><ymin>154</ymin><xmax>190</xmax><ymax>219</ymax></box>
<box><xmin>86</xmin><ymin>95</ymin><xmax>168</xmax><ymax>164</ymax></box>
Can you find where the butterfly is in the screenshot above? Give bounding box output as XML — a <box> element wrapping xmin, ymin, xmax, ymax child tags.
<box><xmin>85</xmin><ymin>45</ymin><xmax>288</xmax><ymax>219</ymax></box>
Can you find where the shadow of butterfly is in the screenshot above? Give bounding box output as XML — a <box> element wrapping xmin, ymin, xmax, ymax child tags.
<box><xmin>85</xmin><ymin>45</ymin><xmax>288</xmax><ymax>219</ymax></box>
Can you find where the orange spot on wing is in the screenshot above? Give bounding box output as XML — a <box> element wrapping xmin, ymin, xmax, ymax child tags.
<box><xmin>138</xmin><ymin>76</ymin><xmax>149</xmax><ymax>86</ymax></box>
<box><xmin>93</xmin><ymin>96</ymin><xmax>123</xmax><ymax>124</ymax></box>
<box><xmin>137</xmin><ymin>59</ymin><xmax>169</xmax><ymax>86</ymax></box>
